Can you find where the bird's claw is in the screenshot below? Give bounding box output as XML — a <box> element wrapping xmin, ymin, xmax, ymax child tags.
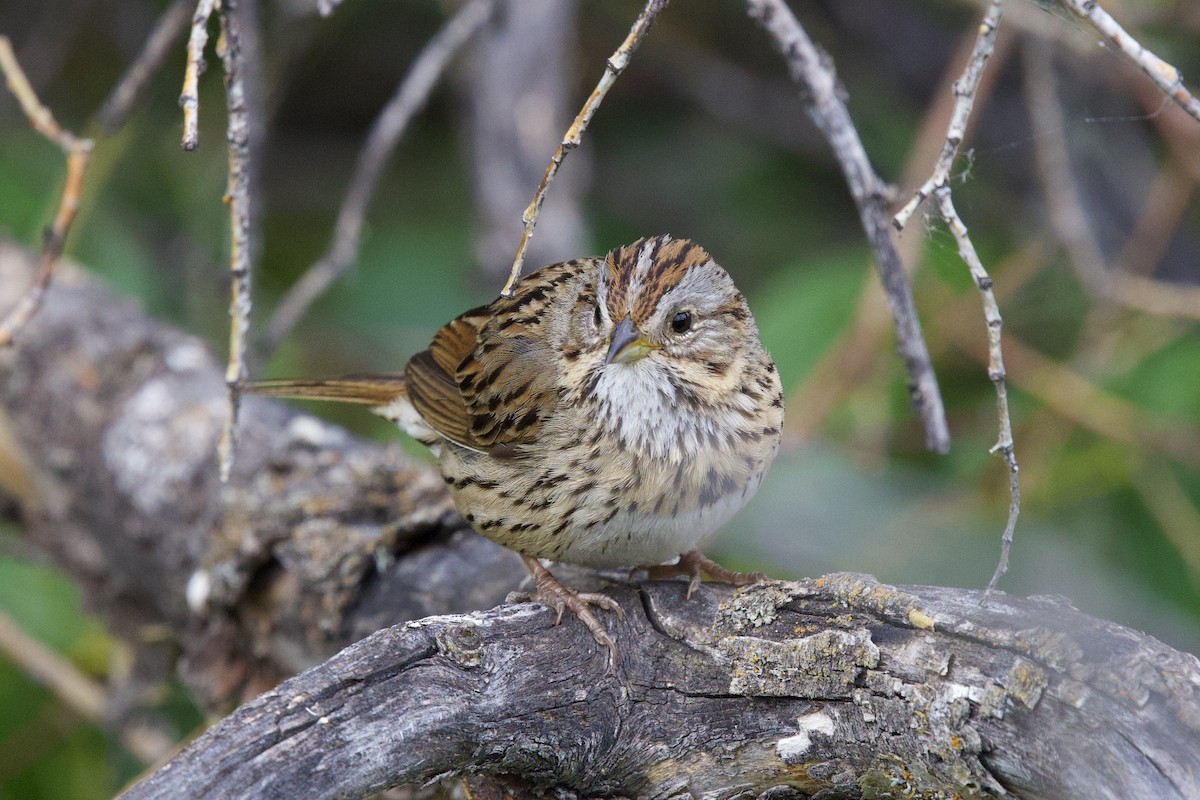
<box><xmin>641</xmin><ymin>549</ymin><xmax>768</xmax><ymax>598</ymax></box>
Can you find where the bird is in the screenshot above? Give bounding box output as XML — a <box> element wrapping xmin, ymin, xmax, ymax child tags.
<box><xmin>246</xmin><ymin>235</ymin><xmax>784</xmax><ymax>665</ymax></box>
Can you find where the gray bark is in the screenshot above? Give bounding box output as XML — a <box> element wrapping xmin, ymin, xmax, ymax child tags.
<box><xmin>2</xmin><ymin>242</ymin><xmax>1199</xmax><ymax>799</ymax></box>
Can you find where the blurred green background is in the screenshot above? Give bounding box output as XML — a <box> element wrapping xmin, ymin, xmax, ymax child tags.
<box><xmin>1</xmin><ymin>0</ymin><xmax>1199</xmax><ymax>796</ymax></box>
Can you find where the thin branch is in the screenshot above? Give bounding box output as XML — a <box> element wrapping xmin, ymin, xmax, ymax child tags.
<box><xmin>894</xmin><ymin>0</ymin><xmax>1004</xmax><ymax>231</ymax></box>
<box><xmin>1056</xmin><ymin>0</ymin><xmax>1200</xmax><ymax>125</ymax></box>
<box><xmin>261</xmin><ymin>0</ymin><xmax>494</xmax><ymax>355</ymax></box>
<box><xmin>883</xmin><ymin>0</ymin><xmax>1018</xmax><ymax>590</ymax></box>
<box><xmin>500</xmin><ymin>0</ymin><xmax>669</xmax><ymax>297</ymax></box>
<box><xmin>96</xmin><ymin>0</ymin><xmax>194</xmax><ymax>134</ymax></box>
<box><xmin>180</xmin><ymin>0</ymin><xmax>216</xmax><ymax>151</ymax></box>
<box><xmin>744</xmin><ymin>0</ymin><xmax>950</xmax><ymax>455</ymax></box>
<box><xmin>0</xmin><ymin>36</ymin><xmax>93</xmax><ymax>348</ymax></box>
<box><xmin>938</xmin><ymin>316</ymin><xmax>1200</xmax><ymax>467</ymax></box>
<box><xmin>781</xmin><ymin>25</ymin><xmax>1013</xmax><ymax>452</ymax></box>
<box><xmin>216</xmin><ymin>0</ymin><xmax>256</xmax><ymax>482</ymax></box>
<box><xmin>933</xmin><ymin>188</ymin><xmax>1020</xmax><ymax>593</ymax></box>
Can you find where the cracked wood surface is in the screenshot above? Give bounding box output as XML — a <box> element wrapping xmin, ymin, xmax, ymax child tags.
<box><xmin>2</xmin><ymin>242</ymin><xmax>1199</xmax><ymax>799</ymax></box>
<box><xmin>120</xmin><ymin>575</ymin><xmax>1200</xmax><ymax>799</ymax></box>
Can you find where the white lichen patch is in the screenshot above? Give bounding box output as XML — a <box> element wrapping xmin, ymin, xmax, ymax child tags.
<box><xmin>164</xmin><ymin>341</ymin><xmax>211</xmax><ymax>373</ymax></box>
<box><xmin>286</xmin><ymin>414</ymin><xmax>344</xmax><ymax>448</ymax></box>
<box><xmin>715</xmin><ymin>581</ymin><xmax>803</xmax><ymax>631</ymax></box>
<box><xmin>102</xmin><ymin>375</ymin><xmax>223</xmax><ymax>514</ymax></box>
<box><xmin>776</xmin><ymin>711</ymin><xmax>836</xmax><ymax>762</ymax></box>
<box><xmin>186</xmin><ymin>569</ymin><xmax>212</xmax><ymax>614</ymax></box>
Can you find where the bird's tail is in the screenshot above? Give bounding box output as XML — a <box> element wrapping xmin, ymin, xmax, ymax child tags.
<box><xmin>242</xmin><ymin>375</ymin><xmax>408</xmax><ymax>407</ymax></box>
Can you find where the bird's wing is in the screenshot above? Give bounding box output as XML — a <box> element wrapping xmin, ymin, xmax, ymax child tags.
<box><xmin>406</xmin><ymin>262</ymin><xmax>583</xmax><ymax>455</ymax></box>
<box><xmin>404</xmin><ymin>305</ymin><xmax>489</xmax><ymax>450</ymax></box>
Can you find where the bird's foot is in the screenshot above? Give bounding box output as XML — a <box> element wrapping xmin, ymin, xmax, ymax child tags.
<box><xmin>641</xmin><ymin>549</ymin><xmax>768</xmax><ymax>599</ymax></box>
<box><xmin>513</xmin><ymin>556</ymin><xmax>625</xmax><ymax>668</ymax></box>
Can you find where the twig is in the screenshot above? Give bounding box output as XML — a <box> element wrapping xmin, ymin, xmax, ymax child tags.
<box><xmin>934</xmin><ymin>188</ymin><xmax>1019</xmax><ymax>593</ymax></box>
<box><xmin>781</xmin><ymin>25</ymin><xmax>1013</xmax><ymax>452</ymax></box>
<box><xmin>262</xmin><ymin>0</ymin><xmax>493</xmax><ymax>355</ymax></box>
<box><xmin>1056</xmin><ymin>0</ymin><xmax>1200</xmax><ymax>125</ymax></box>
<box><xmin>947</xmin><ymin>325</ymin><xmax>1200</xmax><ymax>466</ymax></box>
<box><xmin>97</xmin><ymin>0</ymin><xmax>194</xmax><ymax>134</ymax></box>
<box><xmin>894</xmin><ymin>0</ymin><xmax>1003</xmax><ymax>231</ymax></box>
<box><xmin>0</xmin><ymin>611</ymin><xmax>172</xmax><ymax>764</ymax></box>
<box><xmin>885</xmin><ymin>0</ymin><xmax>1018</xmax><ymax>590</ymax></box>
<box><xmin>1024</xmin><ymin>38</ymin><xmax>1200</xmax><ymax>321</ymax></box>
<box><xmin>0</xmin><ymin>36</ymin><xmax>93</xmax><ymax>348</ymax></box>
<box><xmin>500</xmin><ymin>0</ymin><xmax>669</xmax><ymax>297</ymax></box>
<box><xmin>215</xmin><ymin>0</ymin><xmax>256</xmax><ymax>482</ymax></box>
<box><xmin>180</xmin><ymin>0</ymin><xmax>216</xmax><ymax>151</ymax></box>
<box><xmin>744</xmin><ymin>0</ymin><xmax>950</xmax><ymax>455</ymax></box>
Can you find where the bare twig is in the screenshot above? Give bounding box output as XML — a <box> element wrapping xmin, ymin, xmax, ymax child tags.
<box><xmin>781</xmin><ymin>25</ymin><xmax>1013</xmax><ymax>452</ymax></box>
<box><xmin>97</xmin><ymin>0</ymin><xmax>194</xmax><ymax>134</ymax></box>
<box><xmin>0</xmin><ymin>611</ymin><xmax>172</xmax><ymax>764</ymax></box>
<box><xmin>262</xmin><ymin>0</ymin><xmax>493</xmax><ymax>355</ymax></box>
<box><xmin>500</xmin><ymin>0</ymin><xmax>669</xmax><ymax>297</ymax></box>
<box><xmin>934</xmin><ymin>189</ymin><xmax>1019</xmax><ymax>593</ymax></box>
<box><xmin>937</xmin><ymin>307</ymin><xmax>1200</xmax><ymax>466</ymax></box>
<box><xmin>0</xmin><ymin>36</ymin><xmax>93</xmax><ymax>348</ymax></box>
<box><xmin>894</xmin><ymin>0</ymin><xmax>1004</xmax><ymax>231</ymax></box>
<box><xmin>886</xmin><ymin>0</ymin><xmax>1018</xmax><ymax>590</ymax></box>
<box><xmin>215</xmin><ymin>0</ymin><xmax>256</xmax><ymax>482</ymax></box>
<box><xmin>180</xmin><ymin>0</ymin><xmax>216</xmax><ymax>151</ymax></box>
<box><xmin>1055</xmin><ymin>0</ymin><xmax>1200</xmax><ymax>125</ymax></box>
<box><xmin>744</xmin><ymin>0</ymin><xmax>950</xmax><ymax>455</ymax></box>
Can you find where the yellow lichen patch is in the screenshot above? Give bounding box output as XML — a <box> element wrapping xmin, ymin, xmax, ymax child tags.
<box><xmin>908</xmin><ymin>608</ymin><xmax>935</xmax><ymax>630</ymax></box>
<box><xmin>1003</xmin><ymin>658</ymin><xmax>1047</xmax><ymax>709</ymax></box>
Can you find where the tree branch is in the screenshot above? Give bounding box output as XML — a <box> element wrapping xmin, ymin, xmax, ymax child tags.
<box><xmin>119</xmin><ymin>574</ymin><xmax>1200</xmax><ymax>799</ymax></box>
<box><xmin>744</xmin><ymin>0</ymin><xmax>950</xmax><ymax>456</ymax></box>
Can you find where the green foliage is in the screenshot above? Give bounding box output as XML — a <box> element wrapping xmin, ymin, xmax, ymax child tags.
<box><xmin>0</xmin><ymin>552</ymin><xmax>127</xmax><ymax>799</ymax></box>
<box><xmin>753</xmin><ymin>247</ymin><xmax>868</xmax><ymax>387</ymax></box>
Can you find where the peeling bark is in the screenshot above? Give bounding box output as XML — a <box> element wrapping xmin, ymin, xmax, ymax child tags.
<box><xmin>2</xmin><ymin>242</ymin><xmax>1199</xmax><ymax>799</ymax></box>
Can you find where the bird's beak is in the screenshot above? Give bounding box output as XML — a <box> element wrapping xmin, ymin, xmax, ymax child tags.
<box><xmin>605</xmin><ymin>316</ymin><xmax>656</xmax><ymax>365</ymax></box>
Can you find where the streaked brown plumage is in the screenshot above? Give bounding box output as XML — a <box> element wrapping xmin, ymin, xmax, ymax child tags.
<box><xmin>248</xmin><ymin>235</ymin><xmax>784</xmax><ymax>664</ymax></box>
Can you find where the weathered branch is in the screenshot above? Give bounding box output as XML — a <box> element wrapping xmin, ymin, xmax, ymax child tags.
<box><xmin>744</xmin><ymin>0</ymin><xmax>951</xmax><ymax>456</ymax></box>
<box><xmin>120</xmin><ymin>574</ymin><xmax>1200</xmax><ymax>800</ymax></box>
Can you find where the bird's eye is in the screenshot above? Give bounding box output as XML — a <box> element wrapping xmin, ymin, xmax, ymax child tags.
<box><xmin>670</xmin><ymin>310</ymin><xmax>693</xmax><ymax>335</ymax></box>
<box><xmin>593</xmin><ymin>304</ymin><xmax>603</xmax><ymax>327</ymax></box>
